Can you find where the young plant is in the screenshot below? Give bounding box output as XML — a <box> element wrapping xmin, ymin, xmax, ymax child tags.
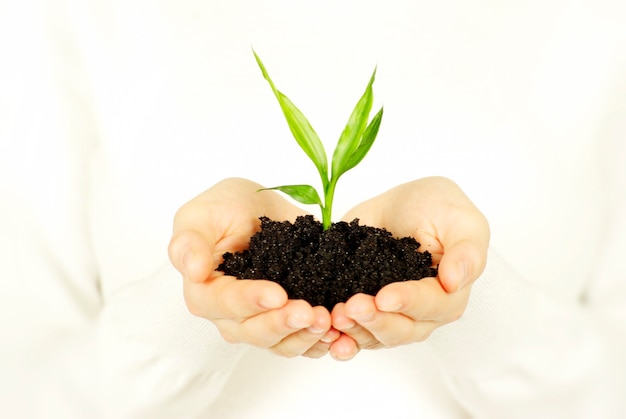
<box><xmin>254</xmin><ymin>50</ymin><xmax>383</xmax><ymax>230</ymax></box>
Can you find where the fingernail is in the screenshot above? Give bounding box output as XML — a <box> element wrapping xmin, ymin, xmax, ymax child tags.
<box><xmin>182</xmin><ymin>251</ymin><xmax>194</xmax><ymax>279</ymax></box>
<box><xmin>321</xmin><ymin>328</ymin><xmax>340</xmax><ymax>343</ymax></box>
<box><xmin>456</xmin><ymin>261</ymin><xmax>469</xmax><ymax>290</ymax></box>
<box><xmin>320</xmin><ymin>335</ymin><xmax>335</xmax><ymax>343</ymax></box>
<box><xmin>306</xmin><ymin>326</ymin><xmax>325</xmax><ymax>334</ymax></box>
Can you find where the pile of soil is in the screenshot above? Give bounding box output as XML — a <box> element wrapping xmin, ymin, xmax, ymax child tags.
<box><xmin>218</xmin><ymin>215</ymin><xmax>438</xmax><ymax>311</ymax></box>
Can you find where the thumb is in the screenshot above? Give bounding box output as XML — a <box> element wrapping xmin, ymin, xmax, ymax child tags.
<box><xmin>438</xmin><ymin>238</ymin><xmax>488</xmax><ymax>293</ymax></box>
<box><xmin>168</xmin><ymin>229</ymin><xmax>217</xmax><ymax>283</ymax></box>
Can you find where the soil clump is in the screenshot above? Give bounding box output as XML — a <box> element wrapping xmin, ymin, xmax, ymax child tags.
<box><xmin>218</xmin><ymin>215</ymin><xmax>438</xmax><ymax>311</ymax></box>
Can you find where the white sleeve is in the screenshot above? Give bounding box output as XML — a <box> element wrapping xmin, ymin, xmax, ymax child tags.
<box><xmin>34</xmin><ymin>263</ymin><xmax>248</xmax><ymax>418</ymax></box>
<box><xmin>428</xmin><ymin>70</ymin><xmax>626</xmax><ymax>418</ymax></box>
<box><xmin>430</xmin><ymin>248</ymin><xmax>621</xmax><ymax>418</ymax></box>
<box><xmin>1</xmin><ymin>139</ymin><xmax>247</xmax><ymax>419</ymax></box>
<box><xmin>0</xmin><ymin>3</ymin><xmax>246</xmax><ymax>417</ymax></box>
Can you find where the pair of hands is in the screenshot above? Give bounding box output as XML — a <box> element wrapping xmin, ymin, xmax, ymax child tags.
<box><xmin>168</xmin><ymin>177</ymin><xmax>489</xmax><ymax>360</ymax></box>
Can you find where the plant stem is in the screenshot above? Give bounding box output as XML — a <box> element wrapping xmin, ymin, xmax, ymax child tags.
<box><xmin>322</xmin><ymin>177</ymin><xmax>338</xmax><ymax>230</ymax></box>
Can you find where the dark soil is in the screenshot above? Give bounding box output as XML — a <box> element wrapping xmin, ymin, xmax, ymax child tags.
<box><xmin>218</xmin><ymin>215</ymin><xmax>438</xmax><ymax>311</ymax></box>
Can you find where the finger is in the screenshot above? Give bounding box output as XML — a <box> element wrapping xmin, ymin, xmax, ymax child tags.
<box><xmin>343</xmin><ymin>293</ymin><xmax>434</xmax><ymax>347</ymax></box>
<box><xmin>321</xmin><ymin>327</ymin><xmax>341</xmax><ymax>344</ymax></box>
<box><xmin>343</xmin><ymin>177</ymin><xmax>489</xmax><ymax>294</ymax></box>
<box><xmin>170</xmin><ymin>201</ymin><xmax>258</xmax><ymax>284</ymax></box>
<box><xmin>363</xmin><ymin>313</ymin><xmax>437</xmax><ymax>346</ymax></box>
<box><xmin>270</xmin><ymin>306</ymin><xmax>331</xmax><ymax>358</ymax></box>
<box><xmin>183</xmin><ymin>276</ymin><xmax>288</xmax><ymax>320</ymax></box>
<box><xmin>332</xmin><ymin>300</ymin><xmax>382</xmax><ymax>350</ymax></box>
<box><xmin>301</xmin><ymin>328</ymin><xmax>340</xmax><ymax>358</ymax></box>
<box><xmin>169</xmin><ymin>229</ymin><xmax>218</xmax><ymax>283</ymax></box>
<box><xmin>170</xmin><ymin>178</ymin><xmax>306</xmax><ymax>277</ymax></box>
<box><xmin>301</xmin><ymin>341</ymin><xmax>332</xmax><ymax>359</ymax></box>
<box><xmin>236</xmin><ymin>299</ymin><xmax>317</xmax><ymax>348</ymax></box>
<box><xmin>375</xmin><ymin>278</ymin><xmax>470</xmax><ymax>323</ymax></box>
<box><xmin>438</xmin><ymin>237</ymin><xmax>488</xmax><ymax>293</ymax></box>
<box><xmin>329</xmin><ymin>333</ymin><xmax>360</xmax><ymax>361</ymax></box>
<box><xmin>330</xmin><ymin>302</ymin><xmax>356</xmax><ymax>330</ymax></box>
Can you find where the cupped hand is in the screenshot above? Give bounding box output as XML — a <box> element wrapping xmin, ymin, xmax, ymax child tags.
<box><xmin>329</xmin><ymin>176</ymin><xmax>490</xmax><ymax>360</ymax></box>
<box><xmin>168</xmin><ymin>178</ymin><xmax>338</xmax><ymax>358</ymax></box>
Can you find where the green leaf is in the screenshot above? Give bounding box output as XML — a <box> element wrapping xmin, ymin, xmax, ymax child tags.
<box><xmin>343</xmin><ymin>107</ymin><xmax>383</xmax><ymax>173</ymax></box>
<box><xmin>253</xmin><ymin>50</ymin><xmax>329</xmax><ymax>184</ymax></box>
<box><xmin>331</xmin><ymin>68</ymin><xmax>376</xmax><ymax>179</ymax></box>
<box><xmin>258</xmin><ymin>184</ymin><xmax>323</xmax><ymax>206</ymax></box>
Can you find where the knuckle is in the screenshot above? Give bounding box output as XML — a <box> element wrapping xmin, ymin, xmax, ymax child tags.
<box><xmin>187</xmin><ymin>305</ymin><xmax>204</xmax><ymax>318</ymax></box>
<box><xmin>183</xmin><ymin>295</ymin><xmax>205</xmax><ymax>318</ymax></box>
<box><xmin>449</xmin><ymin>307</ymin><xmax>465</xmax><ymax>323</ymax></box>
<box><xmin>219</xmin><ymin>330</ymin><xmax>241</xmax><ymax>345</ymax></box>
<box><xmin>173</xmin><ymin>200</ymin><xmax>193</xmax><ymax>223</ymax></box>
<box><xmin>244</xmin><ymin>325</ymin><xmax>284</xmax><ymax>349</ymax></box>
<box><xmin>443</xmin><ymin>299</ymin><xmax>468</xmax><ymax>324</ymax></box>
<box><xmin>380</xmin><ymin>335</ymin><xmax>405</xmax><ymax>347</ymax></box>
<box><xmin>303</xmin><ymin>345</ymin><xmax>329</xmax><ymax>359</ymax></box>
<box><xmin>414</xmin><ymin>327</ymin><xmax>434</xmax><ymax>343</ymax></box>
<box><xmin>167</xmin><ymin>234</ymin><xmax>185</xmax><ymax>269</ymax></box>
<box><xmin>270</xmin><ymin>345</ymin><xmax>300</xmax><ymax>358</ymax></box>
<box><xmin>256</xmin><ymin>338</ymin><xmax>279</xmax><ymax>349</ymax></box>
<box><xmin>359</xmin><ymin>339</ymin><xmax>383</xmax><ymax>350</ymax></box>
<box><xmin>365</xmin><ymin>342</ymin><xmax>385</xmax><ymax>350</ymax></box>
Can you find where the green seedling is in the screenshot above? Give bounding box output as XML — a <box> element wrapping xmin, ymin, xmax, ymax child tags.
<box><xmin>254</xmin><ymin>50</ymin><xmax>383</xmax><ymax>230</ymax></box>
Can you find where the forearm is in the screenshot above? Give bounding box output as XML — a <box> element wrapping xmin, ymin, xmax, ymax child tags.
<box><xmin>98</xmin><ymin>263</ymin><xmax>248</xmax><ymax>416</ymax></box>
<box><xmin>25</xmin><ymin>263</ymin><xmax>247</xmax><ymax>418</ymax></box>
<box><xmin>429</xmin><ymin>248</ymin><xmax>620</xmax><ymax>418</ymax></box>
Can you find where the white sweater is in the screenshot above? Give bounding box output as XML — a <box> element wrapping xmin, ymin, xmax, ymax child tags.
<box><xmin>1</xmin><ymin>1</ymin><xmax>625</xmax><ymax>417</ymax></box>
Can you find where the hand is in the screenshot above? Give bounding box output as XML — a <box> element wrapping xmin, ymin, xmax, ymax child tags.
<box><xmin>328</xmin><ymin>177</ymin><xmax>490</xmax><ymax>360</ymax></box>
<box><xmin>168</xmin><ymin>178</ymin><xmax>338</xmax><ymax>358</ymax></box>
